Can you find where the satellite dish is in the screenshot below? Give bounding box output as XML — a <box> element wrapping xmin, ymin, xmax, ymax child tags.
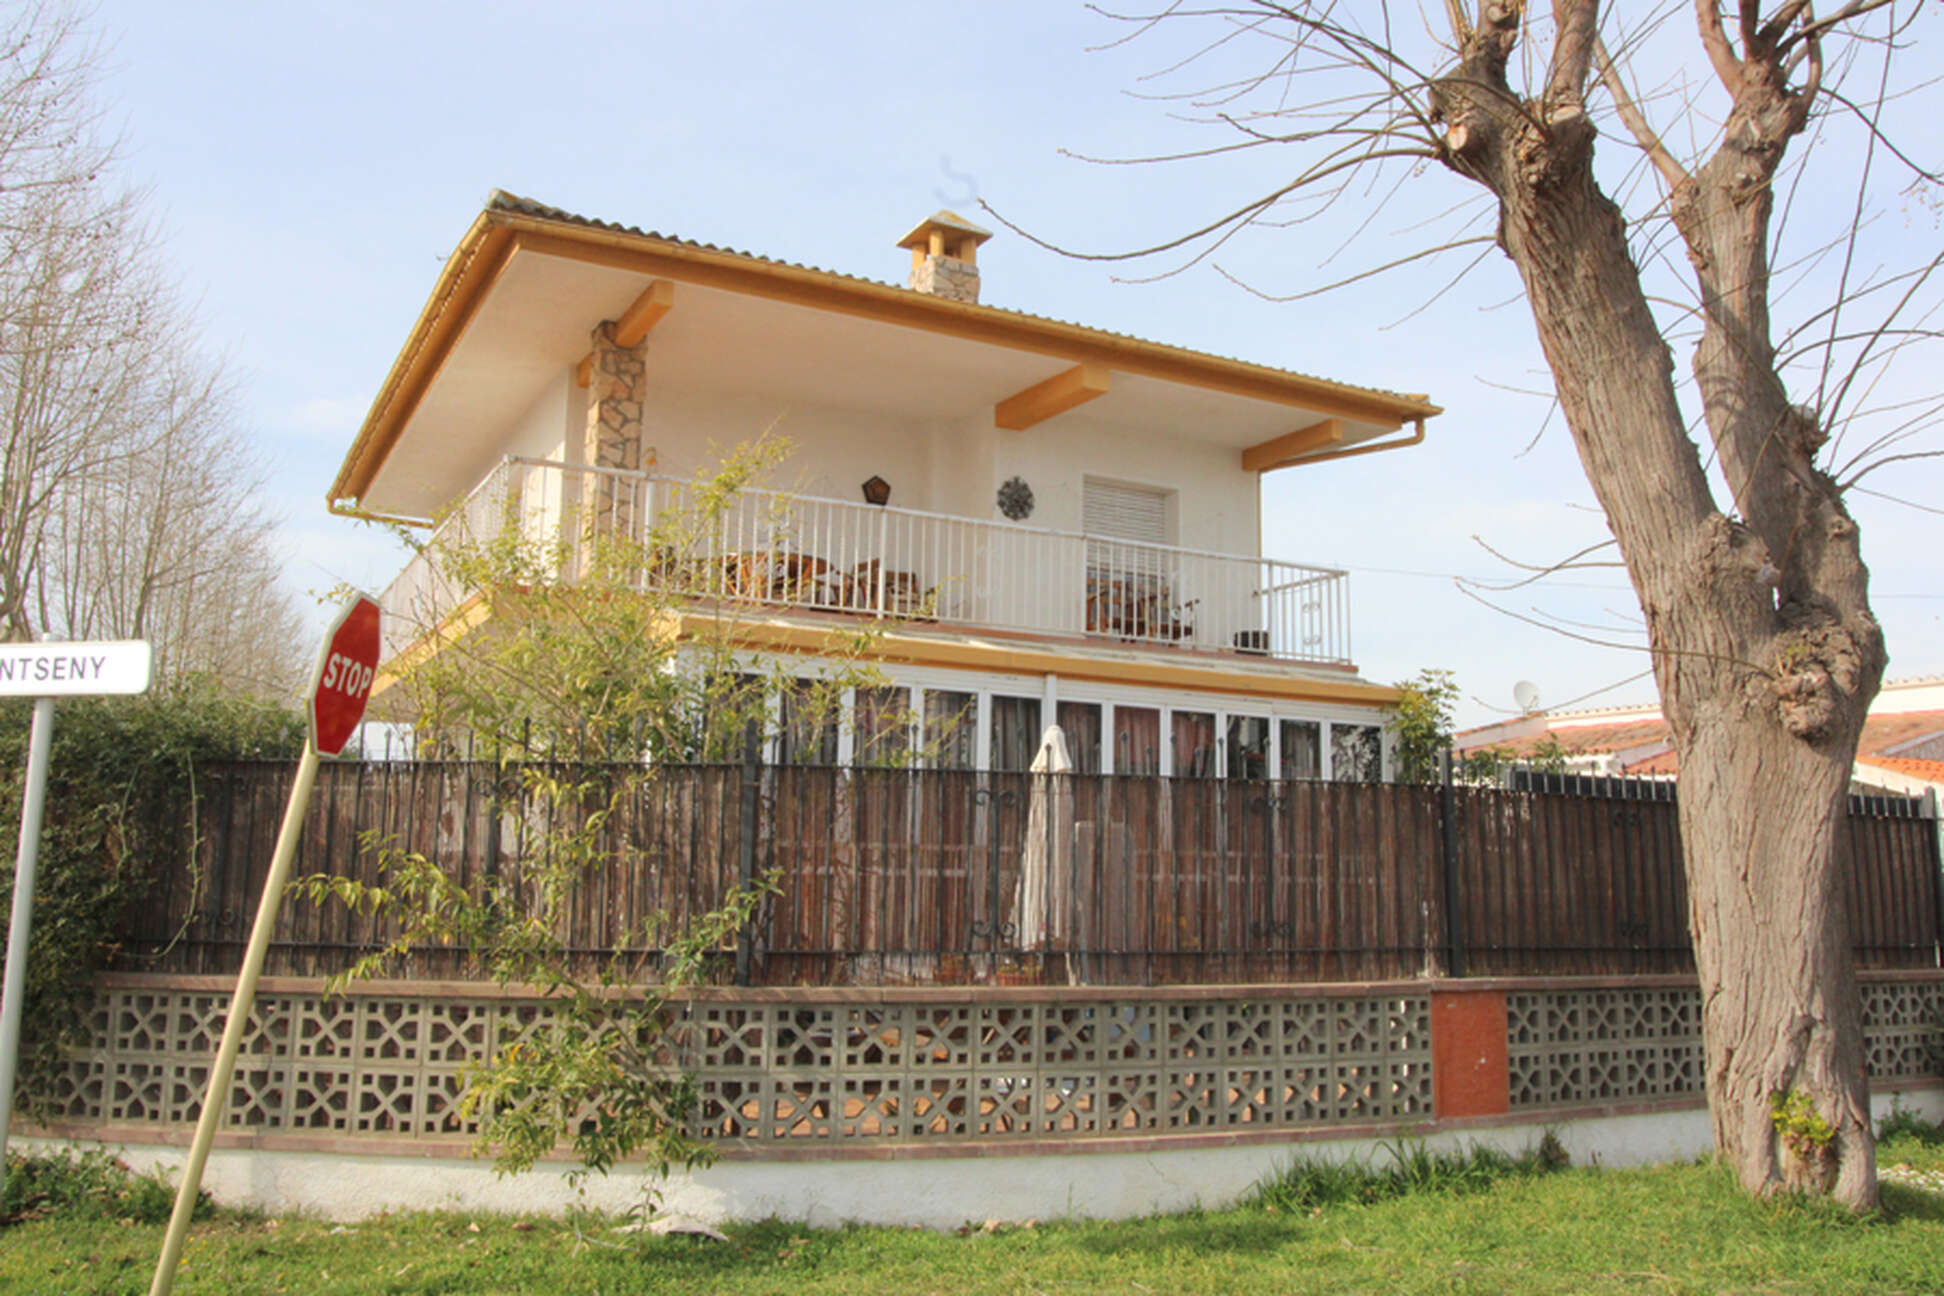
<box><xmin>1513</xmin><ymin>680</ymin><xmax>1542</xmax><ymax>714</ymax></box>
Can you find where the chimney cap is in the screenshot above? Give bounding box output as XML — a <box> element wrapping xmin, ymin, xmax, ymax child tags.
<box><xmin>896</xmin><ymin>209</ymin><xmax>994</xmax><ymax>254</ymax></box>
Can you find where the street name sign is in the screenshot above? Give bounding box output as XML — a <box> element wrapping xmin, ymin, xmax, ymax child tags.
<box><xmin>0</xmin><ymin>640</ymin><xmax>152</xmax><ymax>697</ymax></box>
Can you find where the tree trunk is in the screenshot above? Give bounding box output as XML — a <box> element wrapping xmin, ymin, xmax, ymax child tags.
<box><xmin>1679</xmin><ymin>709</ymin><xmax>1875</xmax><ymax>1202</ymax></box>
<box><xmin>1432</xmin><ymin>7</ymin><xmax>1884</xmax><ymax>1208</ymax></box>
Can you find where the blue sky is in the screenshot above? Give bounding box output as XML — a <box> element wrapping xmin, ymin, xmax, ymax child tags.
<box><xmin>84</xmin><ymin>2</ymin><xmax>1943</xmax><ymax>726</ymax></box>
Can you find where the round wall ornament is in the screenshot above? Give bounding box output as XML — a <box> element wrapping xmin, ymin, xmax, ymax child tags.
<box><xmin>997</xmin><ymin>476</ymin><xmax>1034</xmax><ymax>520</ymax></box>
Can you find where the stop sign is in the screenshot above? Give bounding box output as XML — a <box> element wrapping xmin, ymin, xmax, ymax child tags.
<box><xmin>309</xmin><ymin>593</ymin><xmax>381</xmax><ymax>756</ymax></box>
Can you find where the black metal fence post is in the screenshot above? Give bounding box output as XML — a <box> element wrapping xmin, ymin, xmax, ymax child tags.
<box><xmin>735</xmin><ymin>719</ymin><xmax>761</xmax><ymax>987</ymax></box>
<box><xmin>1439</xmin><ymin>747</ymin><xmax>1466</xmax><ymax>978</ymax></box>
<box><xmin>1927</xmin><ymin>787</ymin><xmax>1944</xmax><ymax>969</ymax></box>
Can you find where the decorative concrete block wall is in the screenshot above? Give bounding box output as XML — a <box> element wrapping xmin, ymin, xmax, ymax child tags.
<box><xmin>29</xmin><ymin>973</ymin><xmax>1943</xmax><ymax>1161</ymax></box>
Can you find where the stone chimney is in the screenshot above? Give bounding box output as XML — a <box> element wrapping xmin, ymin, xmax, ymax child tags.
<box><xmin>897</xmin><ymin>210</ymin><xmax>993</xmax><ymax>304</ymax></box>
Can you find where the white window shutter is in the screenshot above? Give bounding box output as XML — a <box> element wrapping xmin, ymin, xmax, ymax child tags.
<box><xmin>1083</xmin><ymin>479</ymin><xmax>1168</xmax><ymax>543</ymax></box>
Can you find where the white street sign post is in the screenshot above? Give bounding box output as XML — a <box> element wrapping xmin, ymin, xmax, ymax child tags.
<box><xmin>0</xmin><ymin>640</ymin><xmax>153</xmax><ymax>1197</ymax></box>
<box><xmin>149</xmin><ymin>595</ymin><xmax>379</xmax><ymax>1296</ymax></box>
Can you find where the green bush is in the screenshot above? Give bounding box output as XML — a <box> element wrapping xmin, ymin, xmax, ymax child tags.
<box><xmin>1</xmin><ymin>1146</ymin><xmax>210</xmax><ymax>1225</ymax></box>
<box><xmin>0</xmin><ymin>679</ymin><xmax>303</xmax><ymax>1106</ymax></box>
<box><xmin>1878</xmin><ymin>1106</ymin><xmax>1944</xmax><ymax>1148</ymax></box>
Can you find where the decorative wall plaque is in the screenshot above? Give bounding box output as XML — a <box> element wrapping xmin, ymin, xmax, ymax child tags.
<box><xmin>996</xmin><ymin>476</ymin><xmax>1034</xmax><ymax>520</ymax></box>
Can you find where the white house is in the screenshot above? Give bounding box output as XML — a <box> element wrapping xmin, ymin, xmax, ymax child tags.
<box><xmin>330</xmin><ymin>193</ymin><xmax>1442</xmax><ymax>779</ymax></box>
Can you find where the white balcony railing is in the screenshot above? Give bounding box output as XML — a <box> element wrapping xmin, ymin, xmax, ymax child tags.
<box><xmin>380</xmin><ymin>457</ymin><xmax>1352</xmax><ymax>665</ymax></box>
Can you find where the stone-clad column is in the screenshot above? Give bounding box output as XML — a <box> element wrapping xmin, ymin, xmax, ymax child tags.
<box><xmin>581</xmin><ymin>320</ymin><xmax>648</xmax><ymax>547</ymax></box>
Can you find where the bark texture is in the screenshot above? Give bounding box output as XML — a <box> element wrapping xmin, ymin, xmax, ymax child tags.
<box><xmin>1429</xmin><ymin>1</ymin><xmax>1884</xmax><ymax>1207</ymax></box>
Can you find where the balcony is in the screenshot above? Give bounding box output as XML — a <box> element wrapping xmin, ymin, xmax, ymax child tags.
<box><xmin>380</xmin><ymin>457</ymin><xmax>1352</xmax><ymax>666</ymax></box>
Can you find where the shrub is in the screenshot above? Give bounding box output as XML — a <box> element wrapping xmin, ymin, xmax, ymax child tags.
<box><xmin>1</xmin><ymin>1146</ymin><xmax>211</xmax><ymax>1225</ymax></box>
<box><xmin>0</xmin><ymin>680</ymin><xmax>303</xmax><ymax>1105</ymax></box>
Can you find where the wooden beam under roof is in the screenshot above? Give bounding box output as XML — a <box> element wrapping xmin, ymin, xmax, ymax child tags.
<box><xmin>1241</xmin><ymin>418</ymin><xmax>1346</xmax><ymax>473</ymax></box>
<box><xmin>575</xmin><ymin>279</ymin><xmax>677</xmax><ymax>386</ymax></box>
<box><xmin>994</xmin><ymin>363</ymin><xmax>1110</xmax><ymax>431</ymax></box>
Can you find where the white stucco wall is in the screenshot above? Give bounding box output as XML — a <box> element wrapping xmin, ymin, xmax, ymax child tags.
<box><xmin>30</xmin><ymin>1085</ymin><xmax>1940</xmax><ymax>1228</ymax></box>
<box><xmin>505</xmin><ymin>369</ymin><xmax>577</xmax><ymax>464</ymax></box>
<box><xmin>992</xmin><ymin>413</ymin><xmax>1259</xmax><ymax>557</ymax></box>
<box><xmin>566</xmin><ymin>379</ymin><xmax>1266</xmax><ymax>560</ymax></box>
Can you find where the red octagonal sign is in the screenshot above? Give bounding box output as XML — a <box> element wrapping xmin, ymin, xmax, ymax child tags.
<box><xmin>309</xmin><ymin>593</ymin><xmax>381</xmax><ymax>756</ymax></box>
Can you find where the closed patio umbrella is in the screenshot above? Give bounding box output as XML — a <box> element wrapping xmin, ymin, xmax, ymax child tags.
<box><xmin>1014</xmin><ymin>725</ymin><xmax>1075</xmax><ymax>951</ymax></box>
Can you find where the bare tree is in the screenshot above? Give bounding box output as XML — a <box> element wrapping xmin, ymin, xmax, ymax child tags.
<box><xmin>36</xmin><ymin>351</ymin><xmax>307</xmax><ymax>694</ymax></box>
<box><xmin>0</xmin><ymin>3</ymin><xmax>303</xmax><ymax>694</ymax></box>
<box><xmin>1030</xmin><ymin>2</ymin><xmax>1941</xmax><ymax>1209</ymax></box>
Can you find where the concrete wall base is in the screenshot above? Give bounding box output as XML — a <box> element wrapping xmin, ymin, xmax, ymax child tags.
<box><xmin>22</xmin><ymin>1086</ymin><xmax>1941</xmax><ymax>1229</ymax></box>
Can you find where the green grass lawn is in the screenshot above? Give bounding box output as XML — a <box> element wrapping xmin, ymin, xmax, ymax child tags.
<box><xmin>7</xmin><ymin>1131</ymin><xmax>1944</xmax><ymax>1296</ymax></box>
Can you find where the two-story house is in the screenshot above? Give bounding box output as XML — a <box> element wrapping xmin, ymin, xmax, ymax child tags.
<box><xmin>329</xmin><ymin>192</ymin><xmax>1440</xmax><ymax>780</ymax></box>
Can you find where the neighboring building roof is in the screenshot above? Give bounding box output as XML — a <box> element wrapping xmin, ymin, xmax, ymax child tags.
<box><xmin>1456</xmin><ymin>693</ymin><xmax>1944</xmax><ymax>788</ymax></box>
<box><xmin>1857</xmin><ymin>754</ymin><xmax>1944</xmax><ymax>784</ymax></box>
<box><xmin>1470</xmin><ymin>718</ymin><xmax>1670</xmax><ymax>758</ymax></box>
<box><xmin>330</xmin><ymin>191</ymin><xmax>1443</xmax><ymax>509</ymax></box>
<box><xmin>1860</xmin><ymin>710</ymin><xmax>1944</xmax><ymax>756</ymax></box>
<box><xmin>1624</xmin><ymin>750</ymin><xmax>1680</xmax><ymax>776</ymax></box>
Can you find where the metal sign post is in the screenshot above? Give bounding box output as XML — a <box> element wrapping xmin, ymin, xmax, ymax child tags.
<box><xmin>0</xmin><ymin>640</ymin><xmax>153</xmax><ymax>1197</ymax></box>
<box><xmin>147</xmin><ymin>598</ymin><xmax>379</xmax><ymax>1296</ymax></box>
<box><xmin>149</xmin><ymin>594</ymin><xmax>378</xmax><ymax>1296</ymax></box>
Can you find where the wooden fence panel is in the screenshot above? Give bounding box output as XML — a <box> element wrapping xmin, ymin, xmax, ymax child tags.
<box><xmin>117</xmin><ymin>760</ymin><xmax>1942</xmax><ymax>986</ymax></box>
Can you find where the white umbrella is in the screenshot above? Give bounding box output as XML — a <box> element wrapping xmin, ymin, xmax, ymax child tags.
<box><xmin>1013</xmin><ymin>725</ymin><xmax>1074</xmax><ymax>950</ymax></box>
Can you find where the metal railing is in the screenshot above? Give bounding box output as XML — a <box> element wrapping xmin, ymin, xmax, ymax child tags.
<box><xmin>381</xmin><ymin>456</ymin><xmax>1353</xmax><ymax>663</ymax></box>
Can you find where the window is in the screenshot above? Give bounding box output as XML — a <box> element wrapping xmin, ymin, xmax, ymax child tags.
<box><xmin>778</xmin><ymin>679</ymin><xmax>840</xmax><ymax>765</ymax></box>
<box><xmin>1083</xmin><ymin>480</ymin><xmax>1179</xmax><ymax>640</ymax></box>
<box><xmin>923</xmin><ymin>689</ymin><xmax>977</xmax><ymax>770</ymax></box>
<box><xmin>1280</xmin><ymin>719</ymin><xmax>1322</xmax><ymax>780</ymax></box>
<box><xmin>989</xmin><ymin>695</ymin><xmax>1043</xmax><ymax>772</ymax></box>
<box><xmin>1173</xmin><ymin>710</ymin><xmax>1217</xmax><ymax>778</ymax></box>
<box><xmin>1114</xmin><ymin>706</ymin><xmax>1161</xmax><ymax>775</ymax></box>
<box><xmin>853</xmin><ymin>686</ymin><xmax>911</xmax><ymax>767</ymax></box>
<box><xmin>1226</xmin><ymin>716</ymin><xmax>1270</xmax><ymax>781</ymax></box>
<box><xmin>1331</xmin><ymin>723</ymin><xmax>1382</xmax><ymax>783</ymax></box>
<box><xmin>1083</xmin><ymin>479</ymin><xmax>1170</xmax><ymax>544</ymax></box>
<box><xmin>1058</xmin><ymin>701</ymin><xmax>1103</xmax><ymax>774</ymax></box>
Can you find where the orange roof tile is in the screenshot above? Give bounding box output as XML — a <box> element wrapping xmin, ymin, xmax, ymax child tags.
<box><xmin>1856</xmin><ymin>754</ymin><xmax>1944</xmax><ymax>784</ymax></box>
<box><xmin>1457</xmin><ymin>719</ymin><xmax>1670</xmax><ymax>757</ymax></box>
<box><xmin>1858</xmin><ymin>710</ymin><xmax>1944</xmax><ymax>757</ymax></box>
<box><xmin>1457</xmin><ymin>706</ymin><xmax>1944</xmax><ymax>779</ymax></box>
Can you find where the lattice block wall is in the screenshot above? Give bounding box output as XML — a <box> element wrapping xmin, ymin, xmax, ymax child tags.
<box><xmin>684</xmin><ymin>997</ymin><xmax>1433</xmax><ymax>1142</ymax></box>
<box><xmin>41</xmin><ymin>988</ymin><xmax>494</xmax><ymax>1141</ymax></box>
<box><xmin>1507</xmin><ymin>981</ymin><xmax>1944</xmax><ymax>1110</ymax></box>
<box><xmin>1862</xmin><ymin>980</ymin><xmax>1944</xmax><ymax>1082</ymax></box>
<box><xmin>39</xmin><ymin>984</ymin><xmax>1432</xmax><ymax>1150</ymax></box>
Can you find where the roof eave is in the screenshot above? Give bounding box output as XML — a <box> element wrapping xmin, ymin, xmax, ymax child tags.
<box><xmin>331</xmin><ymin>201</ymin><xmax>1445</xmax><ymax>508</ymax></box>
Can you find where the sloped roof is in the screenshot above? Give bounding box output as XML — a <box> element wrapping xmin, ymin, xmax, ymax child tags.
<box><xmin>1461</xmin><ymin>718</ymin><xmax>1671</xmax><ymax>757</ymax></box>
<box><xmin>1459</xmin><ymin>706</ymin><xmax>1944</xmax><ymax>780</ymax></box>
<box><xmin>1859</xmin><ymin>710</ymin><xmax>1944</xmax><ymax>756</ymax></box>
<box><xmin>483</xmin><ymin>191</ymin><xmax>1430</xmax><ymax>409</ymax></box>
<box><xmin>1857</xmin><ymin>754</ymin><xmax>1944</xmax><ymax>784</ymax></box>
<box><xmin>332</xmin><ymin>191</ymin><xmax>1444</xmax><ymax>508</ymax></box>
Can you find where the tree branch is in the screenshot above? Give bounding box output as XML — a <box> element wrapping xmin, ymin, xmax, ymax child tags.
<box><xmin>1593</xmin><ymin>33</ymin><xmax>1692</xmax><ymax>191</ymax></box>
<box><xmin>1546</xmin><ymin>0</ymin><xmax>1601</xmax><ymax>110</ymax></box>
<box><xmin>1693</xmin><ymin>0</ymin><xmax>1743</xmax><ymax>89</ymax></box>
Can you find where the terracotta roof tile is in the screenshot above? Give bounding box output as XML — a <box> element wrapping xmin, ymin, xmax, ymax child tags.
<box><xmin>1856</xmin><ymin>754</ymin><xmax>1944</xmax><ymax>784</ymax></box>
<box><xmin>1624</xmin><ymin>750</ymin><xmax>1681</xmax><ymax>775</ymax></box>
<box><xmin>1456</xmin><ymin>706</ymin><xmax>1944</xmax><ymax>779</ymax></box>
<box><xmin>1858</xmin><ymin>710</ymin><xmax>1944</xmax><ymax>756</ymax></box>
<box><xmin>1457</xmin><ymin>719</ymin><xmax>1670</xmax><ymax>757</ymax></box>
